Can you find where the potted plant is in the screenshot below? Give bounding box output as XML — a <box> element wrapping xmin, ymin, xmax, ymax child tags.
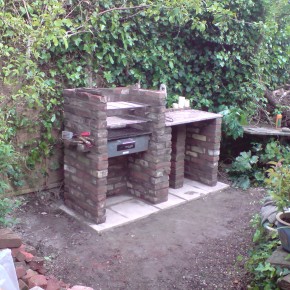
<box><xmin>266</xmin><ymin>160</ymin><xmax>290</xmax><ymax>252</ymax></box>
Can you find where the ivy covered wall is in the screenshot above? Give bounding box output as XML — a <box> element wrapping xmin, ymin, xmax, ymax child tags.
<box><xmin>0</xmin><ymin>0</ymin><xmax>289</xmax><ymax>192</ymax></box>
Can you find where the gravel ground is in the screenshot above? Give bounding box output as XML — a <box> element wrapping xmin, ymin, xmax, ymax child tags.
<box><xmin>12</xmin><ymin>186</ymin><xmax>264</xmax><ymax>289</ymax></box>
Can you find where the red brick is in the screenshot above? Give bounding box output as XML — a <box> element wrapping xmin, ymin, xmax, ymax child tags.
<box><xmin>37</xmin><ymin>266</ymin><xmax>47</xmax><ymax>275</ymax></box>
<box><xmin>24</xmin><ymin>244</ymin><xmax>37</xmax><ymax>256</ymax></box>
<box><xmin>90</xmin><ymin>193</ymin><xmax>106</xmax><ymax>203</ymax></box>
<box><xmin>18</xmin><ymin>279</ymin><xmax>29</xmax><ymax>290</ymax></box>
<box><xmin>28</xmin><ymin>257</ymin><xmax>44</xmax><ymax>271</ymax></box>
<box><xmin>16</xmin><ymin>264</ymin><xmax>27</xmax><ymax>279</ymax></box>
<box><xmin>28</xmin><ymin>274</ymin><xmax>48</xmax><ymax>289</ymax></box>
<box><xmin>200</xmin><ymin>155</ymin><xmax>220</xmax><ymax>162</ymax></box>
<box><xmin>130</xmin><ymin>171</ymin><xmax>150</xmax><ymax>182</ymax></box>
<box><xmin>16</xmin><ymin>250</ymin><xmax>34</xmax><ymax>262</ymax></box>
<box><xmin>23</xmin><ymin>269</ymin><xmax>38</xmax><ymax>284</ymax></box>
<box><xmin>47</xmin><ymin>276</ymin><xmax>61</xmax><ymax>290</ymax></box>
<box><xmin>14</xmin><ymin>261</ymin><xmax>27</xmax><ymax>268</ymax></box>
<box><xmin>0</xmin><ymin>228</ymin><xmax>22</xmax><ymax>249</ymax></box>
<box><xmin>169</xmin><ymin>181</ymin><xmax>184</xmax><ymax>189</ymax></box>
<box><xmin>11</xmin><ymin>244</ymin><xmax>25</xmax><ymax>258</ymax></box>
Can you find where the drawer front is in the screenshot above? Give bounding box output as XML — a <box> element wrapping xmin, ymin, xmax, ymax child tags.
<box><xmin>108</xmin><ymin>135</ymin><xmax>149</xmax><ymax>158</ymax></box>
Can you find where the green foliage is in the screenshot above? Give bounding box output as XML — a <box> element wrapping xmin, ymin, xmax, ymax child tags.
<box><xmin>0</xmin><ymin>142</ymin><xmax>24</xmax><ymax>193</ymax></box>
<box><xmin>265</xmin><ymin>161</ymin><xmax>290</xmax><ymax>212</ymax></box>
<box><xmin>227</xmin><ymin>140</ymin><xmax>290</xmax><ymax>189</ymax></box>
<box><xmin>0</xmin><ymin>0</ymin><xmax>289</xmax><ymax>192</ymax></box>
<box><xmin>219</xmin><ymin>107</ymin><xmax>247</xmax><ymax>139</ymax></box>
<box><xmin>245</xmin><ymin>214</ymin><xmax>290</xmax><ymax>289</ymax></box>
<box><xmin>0</xmin><ymin>140</ymin><xmax>23</xmax><ymax>226</ymax></box>
<box><xmin>0</xmin><ymin>198</ymin><xmax>20</xmax><ymax>226</ymax></box>
<box><xmin>228</xmin><ymin>151</ymin><xmax>259</xmax><ymax>189</ymax></box>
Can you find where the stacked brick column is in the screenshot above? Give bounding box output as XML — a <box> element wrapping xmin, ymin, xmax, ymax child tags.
<box><xmin>169</xmin><ymin>125</ymin><xmax>186</xmax><ymax>188</ymax></box>
<box><xmin>107</xmin><ymin>156</ymin><xmax>128</xmax><ymax>196</ymax></box>
<box><xmin>185</xmin><ymin>118</ymin><xmax>222</xmax><ymax>186</ymax></box>
<box><xmin>63</xmin><ymin>88</ymin><xmax>108</xmax><ymax>224</ymax></box>
<box><xmin>127</xmin><ymin>89</ymin><xmax>172</xmax><ymax>203</ymax></box>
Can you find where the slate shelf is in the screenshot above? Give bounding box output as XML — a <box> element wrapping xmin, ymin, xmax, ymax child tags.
<box><xmin>243</xmin><ymin>126</ymin><xmax>290</xmax><ymax>136</ymax></box>
<box><xmin>165</xmin><ymin>109</ymin><xmax>222</xmax><ymax>127</ymax></box>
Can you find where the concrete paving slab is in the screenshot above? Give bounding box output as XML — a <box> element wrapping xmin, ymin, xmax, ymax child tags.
<box><xmin>110</xmin><ymin>199</ymin><xmax>159</xmax><ymax>220</ymax></box>
<box><xmin>169</xmin><ymin>184</ymin><xmax>207</xmax><ymax>200</ymax></box>
<box><xmin>153</xmin><ymin>194</ymin><xmax>186</xmax><ymax>210</ymax></box>
<box><xmin>89</xmin><ymin>209</ymin><xmax>129</xmax><ymax>232</ymax></box>
<box><xmin>184</xmin><ymin>179</ymin><xmax>229</xmax><ymax>192</ymax></box>
<box><xmin>60</xmin><ymin>181</ymin><xmax>229</xmax><ymax>233</ymax></box>
<box><xmin>182</xmin><ymin>191</ymin><xmax>203</xmax><ymax>201</ymax></box>
<box><xmin>106</xmin><ymin>194</ymin><xmax>133</xmax><ymax>207</ymax></box>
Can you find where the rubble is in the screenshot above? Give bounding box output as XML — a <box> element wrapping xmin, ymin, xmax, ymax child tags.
<box><xmin>0</xmin><ymin>227</ymin><xmax>93</xmax><ymax>290</ymax></box>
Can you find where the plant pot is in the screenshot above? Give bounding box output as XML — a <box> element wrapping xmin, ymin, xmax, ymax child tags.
<box><xmin>276</xmin><ymin>212</ymin><xmax>290</xmax><ymax>252</ymax></box>
<box><xmin>263</xmin><ymin>222</ymin><xmax>277</xmax><ymax>234</ymax></box>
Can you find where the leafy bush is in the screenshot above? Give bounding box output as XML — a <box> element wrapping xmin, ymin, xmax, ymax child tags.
<box><xmin>0</xmin><ymin>198</ymin><xmax>20</xmax><ymax>226</ymax></box>
<box><xmin>265</xmin><ymin>161</ymin><xmax>290</xmax><ymax>212</ymax></box>
<box><xmin>246</xmin><ymin>236</ymin><xmax>287</xmax><ymax>289</ymax></box>
<box><xmin>1</xmin><ymin>0</ymin><xmax>289</xmax><ymax>156</ymax></box>
<box><xmin>243</xmin><ymin>214</ymin><xmax>289</xmax><ymax>289</ymax></box>
<box><xmin>219</xmin><ymin>107</ymin><xmax>248</xmax><ymax>139</ymax></box>
<box><xmin>227</xmin><ymin>151</ymin><xmax>259</xmax><ymax>190</ymax></box>
<box><xmin>0</xmin><ymin>142</ymin><xmax>22</xmax><ymax>226</ymax></box>
<box><xmin>227</xmin><ymin>140</ymin><xmax>290</xmax><ymax>189</ymax></box>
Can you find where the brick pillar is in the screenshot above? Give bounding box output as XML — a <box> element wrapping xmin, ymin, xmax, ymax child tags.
<box><xmin>185</xmin><ymin>118</ymin><xmax>222</xmax><ymax>186</ymax></box>
<box><xmin>63</xmin><ymin>89</ymin><xmax>108</xmax><ymax>224</ymax></box>
<box><xmin>169</xmin><ymin>125</ymin><xmax>186</xmax><ymax>188</ymax></box>
<box><xmin>127</xmin><ymin>89</ymin><xmax>171</xmax><ymax>203</ymax></box>
<box><xmin>107</xmin><ymin>156</ymin><xmax>128</xmax><ymax>196</ymax></box>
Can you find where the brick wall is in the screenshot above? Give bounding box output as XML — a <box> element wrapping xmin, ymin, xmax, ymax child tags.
<box><xmin>63</xmin><ymin>86</ymin><xmax>172</xmax><ymax>223</ymax></box>
<box><xmin>107</xmin><ymin>156</ymin><xmax>128</xmax><ymax>196</ymax></box>
<box><xmin>126</xmin><ymin>88</ymin><xmax>172</xmax><ymax>203</ymax></box>
<box><xmin>63</xmin><ymin>88</ymin><xmax>108</xmax><ymax>224</ymax></box>
<box><xmin>184</xmin><ymin>118</ymin><xmax>222</xmax><ymax>186</ymax></box>
<box><xmin>169</xmin><ymin>125</ymin><xmax>186</xmax><ymax>189</ymax></box>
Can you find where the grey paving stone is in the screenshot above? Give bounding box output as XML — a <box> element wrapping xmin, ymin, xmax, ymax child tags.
<box><xmin>169</xmin><ymin>184</ymin><xmax>206</xmax><ymax>200</ymax></box>
<box><xmin>153</xmin><ymin>194</ymin><xmax>186</xmax><ymax>210</ymax></box>
<box><xmin>184</xmin><ymin>179</ymin><xmax>229</xmax><ymax>192</ymax></box>
<box><xmin>89</xmin><ymin>209</ymin><xmax>129</xmax><ymax>232</ymax></box>
<box><xmin>106</xmin><ymin>194</ymin><xmax>133</xmax><ymax>207</ymax></box>
<box><xmin>110</xmin><ymin>199</ymin><xmax>159</xmax><ymax>220</ymax></box>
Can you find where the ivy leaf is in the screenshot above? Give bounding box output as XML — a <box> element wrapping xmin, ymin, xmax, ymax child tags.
<box><xmin>50</xmin><ymin>114</ymin><xmax>56</xmax><ymax>123</ymax></box>
<box><xmin>63</xmin><ymin>37</ymin><xmax>68</xmax><ymax>49</ymax></box>
<box><xmin>74</xmin><ymin>37</ymin><xmax>82</xmax><ymax>47</ymax></box>
<box><xmin>108</xmin><ymin>54</ymin><xmax>114</xmax><ymax>64</ymax></box>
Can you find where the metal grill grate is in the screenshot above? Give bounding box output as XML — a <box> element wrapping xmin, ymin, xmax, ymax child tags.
<box><xmin>108</xmin><ymin>128</ymin><xmax>151</xmax><ymax>141</ymax></box>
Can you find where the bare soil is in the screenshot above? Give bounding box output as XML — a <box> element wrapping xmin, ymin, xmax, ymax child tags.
<box><xmin>12</xmin><ymin>186</ymin><xmax>264</xmax><ymax>290</ymax></box>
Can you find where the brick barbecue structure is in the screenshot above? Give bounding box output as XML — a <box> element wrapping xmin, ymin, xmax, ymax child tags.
<box><xmin>63</xmin><ymin>85</ymin><xmax>222</xmax><ymax>224</ymax></box>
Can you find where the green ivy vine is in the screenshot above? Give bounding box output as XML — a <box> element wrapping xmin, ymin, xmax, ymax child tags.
<box><xmin>0</xmin><ymin>0</ymin><xmax>289</xmax><ymax>195</ymax></box>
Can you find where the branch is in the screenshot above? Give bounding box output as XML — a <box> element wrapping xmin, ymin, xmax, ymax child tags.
<box><xmin>21</xmin><ymin>0</ymin><xmax>31</xmax><ymax>24</ymax></box>
<box><xmin>65</xmin><ymin>0</ymin><xmax>85</xmax><ymax>19</ymax></box>
<box><xmin>65</xmin><ymin>29</ymin><xmax>93</xmax><ymax>37</ymax></box>
<box><xmin>265</xmin><ymin>88</ymin><xmax>278</xmax><ymax>107</ymax></box>
<box><xmin>97</xmin><ymin>4</ymin><xmax>151</xmax><ymax>16</ymax></box>
<box><xmin>120</xmin><ymin>10</ymin><xmax>143</xmax><ymax>21</ymax></box>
